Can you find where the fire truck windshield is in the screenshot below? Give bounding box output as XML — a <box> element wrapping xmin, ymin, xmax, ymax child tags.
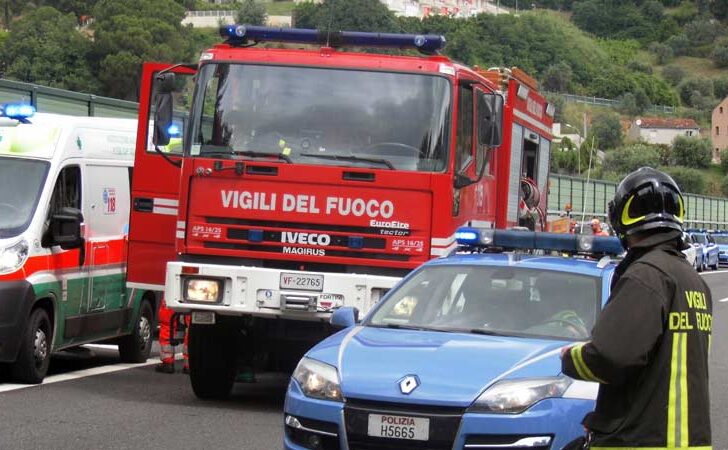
<box><xmin>189</xmin><ymin>63</ymin><xmax>451</xmax><ymax>172</ymax></box>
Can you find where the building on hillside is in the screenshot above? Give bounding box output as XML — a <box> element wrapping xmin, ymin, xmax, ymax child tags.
<box><xmin>712</xmin><ymin>97</ymin><xmax>728</xmax><ymax>163</ymax></box>
<box><xmin>627</xmin><ymin>117</ymin><xmax>700</xmax><ymax>146</ymax></box>
<box><xmin>552</xmin><ymin>123</ymin><xmax>584</xmax><ymax>148</ymax></box>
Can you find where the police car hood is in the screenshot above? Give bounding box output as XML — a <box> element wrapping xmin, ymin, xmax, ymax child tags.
<box><xmin>309</xmin><ymin>326</ymin><xmax>567</xmax><ymax>407</ymax></box>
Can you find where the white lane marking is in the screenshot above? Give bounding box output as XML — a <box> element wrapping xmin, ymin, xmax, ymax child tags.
<box><xmin>700</xmin><ymin>269</ymin><xmax>728</xmax><ymax>275</ymax></box>
<box><xmin>0</xmin><ymin>354</ymin><xmax>183</xmax><ymax>394</ymax></box>
<box><xmin>719</xmin><ymin>298</ymin><xmax>728</xmax><ymax>303</ymax></box>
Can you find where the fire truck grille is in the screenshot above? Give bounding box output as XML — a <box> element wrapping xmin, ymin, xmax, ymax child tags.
<box><xmin>227</xmin><ymin>229</ymin><xmax>386</xmax><ymax>249</ymax></box>
<box><xmin>206</xmin><ymin>217</ymin><xmax>412</xmax><ymax>237</ymax></box>
<box><xmin>203</xmin><ymin>242</ymin><xmax>411</xmax><ymax>261</ymax></box>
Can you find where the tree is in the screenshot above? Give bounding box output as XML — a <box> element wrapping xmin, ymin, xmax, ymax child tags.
<box><xmin>291</xmin><ymin>0</ymin><xmax>397</xmax><ymax>33</ymax></box>
<box><xmin>236</xmin><ymin>0</ymin><xmax>267</xmax><ymax>26</ymax></box>
<box><xmin>541</xmin><ymin>61</ymin><xmax>572</xmax><ymax>92</ymax></box>
<box><xmin>721</xmin><ymin>175</ymin><xmax>728</xmax><ymax>197</ymax></box>
<box><xmin>648</xmin><ymin>42</ymin><xmax>673</xmax><ymax>65</ymax></box>
<box><xmin>602</xmin><ymin>143</ymin><xmax>661</xmax><ymax>175</ymax></box>
<box><xmin>587</xmin><ymin>111</ymin><xmax>623</xmax><ymax>150</ymax></box>
<box><xmin>661</xmin><ymin>166</ymin><xmax>706</xmax><ymax>194</ymax></box>
<box><xmin>662</xmin><ymin>65</ymin><xmax>685</xmax><ymax>86</ymax></box>
<box><xmin>711</xmin><ymin>38</ymin><xmax>728</xmax><ymax>68</ymax></box>
<box><xmin>679</xmin><ymin>78</ymin><xmax>713</xmax><ymax>106</ymax></box>
<box><xmin>720</xmin><ymin>149</ymin><xmax>728</xmax><ymax>173</ymax></box>
<box><xmin>90</xmin><ymin>0</ymin><xmax>193</xmax><ymax>100</ymax></box>
<box><xmin>672</xmin><ymin>136</ymin><xmax>712</xmax><ymax>169</ymax></box>
<box><xmin>714</xmin><ymin>77</ymin><xmax>728</xmax><ymax>100</ymax></box>
<box><xmin>0</xmin><ymin>6</ymin><xmax>98</xmax><ymax>92</ymax></box>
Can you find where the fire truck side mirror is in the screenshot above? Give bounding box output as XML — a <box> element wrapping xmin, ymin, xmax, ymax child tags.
<box><xmin>478</xmin><ymin>93</ymin><xmax>504</xmax><ymax>148</ymax></box>
<box><xmin>152</xmin><ymin>73</ymin><xmax>176</xmax><ymax>147</ymax></box>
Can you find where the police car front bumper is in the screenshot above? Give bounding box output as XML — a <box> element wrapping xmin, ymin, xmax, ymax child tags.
<box><xmin>283</xmin><ymin>379</ymin><xmax>595</xmax><ymax>450</ymax></box>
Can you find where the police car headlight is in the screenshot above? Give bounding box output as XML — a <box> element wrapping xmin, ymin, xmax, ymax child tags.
<box><xmin>0</xmin><ymin>240</ymin><xmax>29</xmax><ymax>275</ymax></box>
<box><xmin>292</xmin><ymin>357</ymin><xmax>343</xmax><ymax>402</ymax></box>
<box><xmin>184</xmin><ymin>278</ymin><xmax>223</xmax><ymax>303</ymax></box>
<box><xmin>468</xmin><ymin>376</ymin><xmax>572</xmax><ymax>414</ymax></box>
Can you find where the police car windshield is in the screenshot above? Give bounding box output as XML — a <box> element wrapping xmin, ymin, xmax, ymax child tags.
<box><xmin>189</xmin><ymin>63</ymin><xmax>451</xmax><ymax>172</ymax></box>
<box><xmin>0</xmin><ymin>157</ymin><xmax>50</xmax><ymax>238</ymax></box>
<box><xmin>368</xmin><ymin>265</ymin><xmax>600</xmax><ymax>341</ymax></box>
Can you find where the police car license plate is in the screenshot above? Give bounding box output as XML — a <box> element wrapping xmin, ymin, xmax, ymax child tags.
<box><xmin>367</xmin><ymin>414</ymin><xmax>429</xmax><ymax>441</ymax></box>
<box><xmin>191</xmin><ymin>311</ymin><xmax>215</xmax><ymax>324</ymax></box>
<box><xmin>280</xmin><ymin>272</ymin><xmax>324</xmax><ymax>292</ymax></box>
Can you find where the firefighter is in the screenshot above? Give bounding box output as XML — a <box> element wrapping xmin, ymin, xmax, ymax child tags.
<box><xmin>590</xmin><ymin>218</ymin><xmax>609</xmax><ymax>236</ymax></box>
<box><xmin>561</xmin><ymin>167</ymin><xmax>712</xmax><ymax>448</ymax></box>
<box><xmin>155</xmin><ymin>297</ymin><xmax>190</xmax><ymax>374</ymax></box>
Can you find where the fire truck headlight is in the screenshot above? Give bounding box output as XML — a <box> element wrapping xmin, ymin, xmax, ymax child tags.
<box><xmin>184</xmin><ymin>278</ymin><xmax>223</xmax><ymax>303</ymax></box>
<box><xmin>0</xmin><ymin>239</ymin><xmax>29</xmax><ymax>275</ymax></box>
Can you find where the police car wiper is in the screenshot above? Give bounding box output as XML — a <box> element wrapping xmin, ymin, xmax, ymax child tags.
<box><xmin>468</xmin><ymin>328</ymin><xmax>504</xmax><ymax>336</ymax></box>
<box><xmin>300</xmin><ymin>153</ymin><xmax>395</xmax><ymax>170</ymax></box>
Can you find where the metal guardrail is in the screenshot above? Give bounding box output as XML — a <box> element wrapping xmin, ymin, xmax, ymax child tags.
<box><xmin>549</xmin><ymin>174</ymin><xmax>728</xmax><ymax>229</ymax></box>
<box><xmin>0</xmin><ymin>78</ymin><xmax>138</xmax><ymax>119</ymax></box>
<box><xmin>545</xmin><ymin>92</ymin><xmax>676</xmax><ymax>115</ymax></box>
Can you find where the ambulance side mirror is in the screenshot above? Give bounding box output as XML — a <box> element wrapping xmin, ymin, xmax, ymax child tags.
<box><xmin>48</xmin><ymin>207</ymin><xmax>85</xmax><ymax>265</ymax></box>
<box><xmin>152</xmin><ymin>73</ymin><xmax>176</xmax><ymax>147</ymax></box>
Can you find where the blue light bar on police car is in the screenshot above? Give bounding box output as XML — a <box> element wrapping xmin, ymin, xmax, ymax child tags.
<box><xmin>455</xmin><ymin>227</ymin><xmax>624</xmax><ymax>256</ymax></box>
<box><xmin>0</xmin><ymin>102</ymin><xmax>35</xmax><ymax>121</ymax></box>
<box><xmin>219</xmin><ymin>24</ymin><xmax>446</xmax><ymax>53</ymax></box>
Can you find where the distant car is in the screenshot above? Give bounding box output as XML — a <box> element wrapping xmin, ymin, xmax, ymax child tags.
<box><xmin>682</xmin><ymin>232</ymin><xmax>699</xmax><ymax>270</ymax></box>
<box><xmin>283</xmin><ymin>228</ymin><xmax>624</xmax><ymax>450</ymax></box>
<box><xmin>711</xmin><ymin>232</ymin><xmax>728</xmax><ymax>266</ymax></box>
<box><xmin>689</xmin><ymin>231</ymin><xmax>719</xmax><ymax>271</ymax></box>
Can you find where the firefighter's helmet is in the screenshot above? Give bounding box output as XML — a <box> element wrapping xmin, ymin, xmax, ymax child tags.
<box><xmin>608</xmin><ymin>167</ymin><xmax>685</xmax><ymax>240</ymax></box>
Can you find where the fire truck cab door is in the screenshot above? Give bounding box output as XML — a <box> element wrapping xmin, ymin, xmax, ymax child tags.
<box><xmin>128</xmin><ymin>63</ymin><xmax>196</xmax><ymax>290</ymax></box>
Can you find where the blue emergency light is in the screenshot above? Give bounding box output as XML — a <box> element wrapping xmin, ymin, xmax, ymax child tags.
<box><xmin>0</xmin><ymin>102</ymin><xmax>35</xmax><ymax>122</ymax></box>
<box><xmin>167</xmin><ymin>123</ymin><xmax>181</xmax><ymax>138</ymax></box>
<box><xmin>455</xmin><ymin>227</ymin><xmax>624</xmax><ymax>256</ymax></box>
<box><xmin>219</xmin><ymin>24</ymin><xmax>446</xmax><ymax>53</ymax></box>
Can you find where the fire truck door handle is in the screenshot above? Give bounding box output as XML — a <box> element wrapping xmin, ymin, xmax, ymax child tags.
<box><xmin>343</xmin><ymin>171</ymin><xmax>375</xmax><ymax>182</ymax></box>
<box><xmin>133</xmin><ymin>197</ymin><xmax>154</xmax><ymax>212</ymax></box>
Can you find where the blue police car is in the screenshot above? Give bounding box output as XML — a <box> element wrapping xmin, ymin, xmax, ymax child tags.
<box><xmin>711</xmin><ymin>231</ymin><xmax>728</xmax><ymax>266</ymax></box>
<box><xmin>283</xmin><ymin>228</ymin><xmax>623</xmax><ymax>450</ymax></box>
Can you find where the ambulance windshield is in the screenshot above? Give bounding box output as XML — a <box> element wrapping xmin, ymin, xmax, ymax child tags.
<box><xmin>189</xmin><ymin>63</ymin><xmax>451</xmax><ymax>172</ymax></box>
<box><xmin>0</xmin><ymin>157</ymin><xmax>50</xmax><ymax>238</ymax></box>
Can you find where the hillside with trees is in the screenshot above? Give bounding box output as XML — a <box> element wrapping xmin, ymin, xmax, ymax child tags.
<box><xmin>2</xmin><ymin>0</ymin><xmax>728</xmax><ymax>194</ymax></box>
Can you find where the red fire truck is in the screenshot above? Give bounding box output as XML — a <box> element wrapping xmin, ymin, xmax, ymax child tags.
<box><xmin>126</xmin><ymin>25</ymin><xmax>554</xmax><ymax>399</ymax></box>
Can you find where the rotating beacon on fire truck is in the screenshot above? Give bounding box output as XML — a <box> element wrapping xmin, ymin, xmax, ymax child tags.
<box><xmin>126</xmin><ymin>25</ymin><xmax>555</xmax><ymax>399</ymax></box>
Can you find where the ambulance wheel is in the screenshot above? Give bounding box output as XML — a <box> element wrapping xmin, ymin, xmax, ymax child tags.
<box><xmin>118</xmin><ymin>300</ymin><xmax>154</xmax><ymax>363</ymax></box>
<box><xmin>188</xmin><ymin>322</ymin><xmax>236</xmax><ymax>400</ymax></box>
<box><xmin>11</xmin><ymin>308</ymin><xmax>52</xmax><ymax>384</ymax></box>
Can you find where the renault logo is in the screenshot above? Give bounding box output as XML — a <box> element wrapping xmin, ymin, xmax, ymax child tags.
<box><xmin>398</xmin><ymin>375</ymin><xmax>420</xmax><ymax>395</ymax></box>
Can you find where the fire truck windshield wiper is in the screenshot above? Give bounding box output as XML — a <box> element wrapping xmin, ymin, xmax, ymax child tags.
<box><xmin>300</xmin><ymin>153</ymin><xmax>395</xmax><ymax>170</ymax></box>
<box><xmin>231</xmin><ymin>150</ymin><xmax>292</xmax><ymax>163</ymax></box>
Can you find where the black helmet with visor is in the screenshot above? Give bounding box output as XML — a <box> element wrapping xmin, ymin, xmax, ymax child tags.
<box><xmin>608</xmin><ymin>167</ymin><xmax>685</xmax><ymax>241</ymax></box>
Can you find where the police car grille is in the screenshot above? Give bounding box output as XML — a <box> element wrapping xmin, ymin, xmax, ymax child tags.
<box><xmin>344</xmin><ymin>399</ymin><xmax>463</xmax><ymax>450</ymax></box>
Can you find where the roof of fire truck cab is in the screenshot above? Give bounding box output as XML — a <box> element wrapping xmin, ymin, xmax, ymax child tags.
<box><xmin>425</xmin><ymin>251</ymin><xmax>617</xmax><ymax>278</ymax></box>
<box><xmin>203</xmin><ymin>44</ymin><xmax>495</xmax><ymax>86</ymax></box>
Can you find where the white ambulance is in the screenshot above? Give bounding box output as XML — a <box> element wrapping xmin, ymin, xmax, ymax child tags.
<box><xmin>0</xmin><ymin>105</ymin><xmax>154</xmax><ymax>383</ymax></box>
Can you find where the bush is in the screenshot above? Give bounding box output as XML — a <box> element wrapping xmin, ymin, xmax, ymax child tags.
<box><xmin>587</xmin><ymin>110</ymin><xmax>623</xmax><ymax>150</ymax></box>
<box><xmin>602</xmin><ymin>143</ymin><xmax>661</xmax><ymax>174</ymax></box>
<box><xmin>672</xmin><ymin>136</ymin><xmax>712</xmax><ymax>169</ymax></box>
<box><xmin>711</xmin><ymin>39</ymin><xmax>728</xmax><ymax>68</ymax></box>
<box><xmin>236</xmin><ymin>0</ymin><xmax>267</xmax><ymax>26</ymax></box>
<box><xmin>661</xmin><ymin>166</ymin><xmax>706</xmax><ymax>194</ymax></box>
<box><xmin>722</xmin><ymin>175</ymin><xmax>728</xmax><ymax>197</ymax></box>
<box><xmin>679</xmin><ymin>78</ymin><xmax>713</xmax><ymax>106</ymax></box>
<box><xmin>662</xmin><ymin>65</ymin><xmax>685</xmax><ymax>86</ymax></box>
<box><xmin>666</xmin><ymin>33</ymin><xmax>690</xmax><ymax>56</ymax></box>
<box><xmin>721</xmin><ymin>149</ymin><xmax>728</xmax><ymax>173</ymax></box>
<box><xmin>648</xmin><ymin>42</ymin><xmax>674</xmax><ymax>65</ymax></box>
<box><xmin>714</xmin><ymin>77</ymin><xmax>728</xmax><ymax>100</ymax></box>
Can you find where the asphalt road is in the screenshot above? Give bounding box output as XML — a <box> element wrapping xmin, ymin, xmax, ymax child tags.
<box><xmin>0</xmin><ymin>270</ymin><xmax>727</xmax><ymax>450</ymax></box>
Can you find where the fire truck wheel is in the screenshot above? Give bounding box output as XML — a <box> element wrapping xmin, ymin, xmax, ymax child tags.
<box><xmin>11</xmin><ymin>307</ymin><xmax>52</xmax><ymax>384</ymax></box>
<box><xmin>118</xmin><ymin>299</ymin><xmax>154</xmax><ymax>363</ymax></box>
<box><xmin>189</xmin><ymin>323</ymin><xmax>236</xmax><ymax>400</ymax></box>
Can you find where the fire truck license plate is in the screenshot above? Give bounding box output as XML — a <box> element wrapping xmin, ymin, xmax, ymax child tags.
<box><xmin>191</xmin><ymin>311</ymin><xmax>215</xmax><ymax>324</ymax></box>
<box><xmin>280</xmin><ymin>273</ymin><xmax>324</xmax><ymax>291</ymax></box>
<box><xmin>367</xmin><ymin>414</ymin><xmax>429</xmax><ymax>441</ymax></box>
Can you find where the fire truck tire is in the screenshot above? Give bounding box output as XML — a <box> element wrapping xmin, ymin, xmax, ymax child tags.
<box><xmin>118</xmin><ymin>300</ymin><xmax>154</xmax><ymax>363</ymax></box>
<box><xmin>11</xmin><ymin>307</ymin><xmax>51</xmax><ymax>384</ymax></box>
<box><xmin>189</xmin><ymin>323</ymin><xmax>236</xmax><ymax>400</ymax></box>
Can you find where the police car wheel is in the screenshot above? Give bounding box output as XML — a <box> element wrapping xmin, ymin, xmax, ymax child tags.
<box><xmin>118</xmin><ymin>299</ymin><xmax>154</xmax><ymax>363</ymax></box>
<box><xmin>711</xmin><ymin>259</ymin><xmax>719</xmax><ymax>270</ymax></box>
<box><xmin>188</xmin><ymin>322</ymin><xmax>236</xmax><ymax>400</ymax></box>
<box><xmin>11</xmin><ymin>308</ymin><xmax>52</xmax><ymax>384</ymax></box>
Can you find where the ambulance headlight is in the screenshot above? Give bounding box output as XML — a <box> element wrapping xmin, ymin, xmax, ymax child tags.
<box><xmin>184</xmin><ymin>278</ymin><xmax>223</xmax><ymax>303</ymax></box>
<box><xmin>0</xmin><ymin>240</ymin><xmax>29</xmax><ymax>275</ymax></box>
<box><xmin>292</xmin><ymin>357</ymin><xmax>343</xmax><ymax>402</ymax></box>
<box><xmin>468</xmin><ymin>376</ymin><xmax>572</xmax><ymax>414</ymax></box>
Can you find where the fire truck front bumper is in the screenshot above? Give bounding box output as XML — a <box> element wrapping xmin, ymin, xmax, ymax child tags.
<box><xmin>164</xmin><ymin>261</ymin><xmax>400</xmax><ymax>320</ymax></box>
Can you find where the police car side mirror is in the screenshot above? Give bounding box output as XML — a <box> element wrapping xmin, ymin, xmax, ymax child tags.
<box><xmin>330</xmin><ymin>306</ymin><xmax>359</xmax><ymax>329</ymax></box>
<box><xmin>48</xmin><ymin>206</ymin><xmax>85</xmax><ymax>264</ymax></box>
